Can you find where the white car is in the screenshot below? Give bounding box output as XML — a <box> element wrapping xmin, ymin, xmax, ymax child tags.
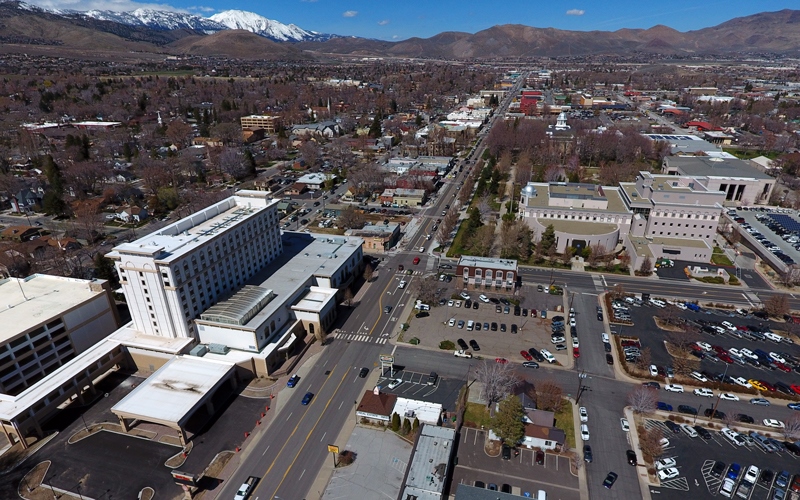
<box><xmin>728</xmin><ymin>347</ymin><xmax>742</xmax><ymax>358</ymax></box>
<box><xmin>620</xmin><ymin>418</ymin><xmax>630</xmax><ymax>432</ymax></box>
<box><xmin>769</xmin><ymin>352</ymin><xmax>786</xmax><ymax>363</ymax></box>
<box><xmin>601</xmin><ymin>333</ymin><xmax>610</xmax><ymax>343</ymax></box>
<box><xmin>478</xmin><ymin>294</ymin><xmax>490</xmax><ymax>303</ymax></box>
<box><xmin>719</xmin><ymin>393</ymin><xmax>739</xmax><ymax>401</ymax></box>
<box><xmin>743</xmin><ymin>465</ymin><xmax>760</xmax><ymax>484</ymax></box>
<box><xmin>649</xmin><ymin>364</ymin><xmax>659</xmax><ymax>377</ymax></box>
<box><xmin>694</xmin><ymin>388</ymin><xmax>714</xmax><ymax>398</ymax></box>
<box><xmin>659</xmin><ymin>437</ymin><xmax>670</xmax><ymax>448</ymax></box>
<box><xmin>690</xmin><ymin>371</ymin><xmax>708</xmax><ymax>383</ymax></box>
<box><xmin>447</xmin><ymin>300</ymin><xmax>454</xmax><ymax>307</ymax></box>
<box><xmin>572</xmin><ymin>338</ymin><xmax>579</xmax><ymax>348</ymax></box>
<box><xmin>732</xmin><ymin>377</ymin><xmax>752</xmax><ymax>388</ymax></box>
<box><xmin>695</xmin><ymin>342</ymin><xmax>712</xmax><ymax>352</ymax></box>
<box><xmin>569</xmin><ymin>318</ymin><xmax>576</xmax><ymax>327</ymax></box>
<box><xmin>740</xmin><ymin>348</ymin><xmax>758</xmax><ymax>360</ymax></box>
<box><xmin>455</xmin><ymin>301</ymin><xmax>462</xmax><ymax>308</ymax></box>
<box><xmin>721</xmin><ymin>321</ymin><xmax>736</xmax><ymax>331</ymax></box>
<box><xmin>579</xmin><ymin>407</ymin><xmax>588</xmax><ymax>422</ymax></box>
<box><xmin>398</xmin><ymin>280</ymin><xmax>407</xmax><ymax>289</ymax></box>
<box><xmin>448</xmin><ymin>318</ymin><xmax>455</xmax><ymax>327</ymax></box>
<box><xmin>763</xmin><ymin>419</ymin><xmax>785</xmax><ymax>429</ymax></box>
<box><xmin>460</xmin><ymin>292</ymin><xmax>471</xmax><ymax>300</ymax></box>
<box><xmin>580</xmin><ymin>424</ymin><xmax>590</xmax><ymax>441</ymax></box>
<box><xmin>664</xmin><ymin>384</ymin><xmax>684</xmax><ymax>393</ymax></box>
<box><xmin>655</xmin><ymin>458</ymin><xmax>677</xmax><ymax>470</ymax></box>
<box><xmin>658</xmin><ymin>468</ymin><xmax>680</xmax><ymax>481</ymax></box>
<box><xmin>419</xmin><ymin>246</ymin><xmax>425</xmax><ymax>252</ymax></box>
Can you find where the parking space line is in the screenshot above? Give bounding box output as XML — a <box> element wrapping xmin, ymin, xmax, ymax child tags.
<box><xmin>659</xmin><ymin>477</ymin><xmax>690</xmax><ymax>491</ymax></box>
<box><xmin>700</xmin><ymin>459</ymin><xmax>722</xmax><ymax>496</ymax></box>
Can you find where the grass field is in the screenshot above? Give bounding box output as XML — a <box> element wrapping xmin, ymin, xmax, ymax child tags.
<box><xmin>554</xmin><ymin>403</ymin><xmax>576</xmax><ymax>449</ymax></box>
<box><xmin>464</xmin><ymin>402</ymin><xmax>493</xmax><ymax>428</ymax></box>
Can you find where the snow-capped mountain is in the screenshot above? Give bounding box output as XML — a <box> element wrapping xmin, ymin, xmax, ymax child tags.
<box><xmin>78</xmin><ymin>8</ymin><xmax>225</xmax><ymax>34</ymax></box>
<box><xmin>209</xmin><ymin>10</ymin><xmax>333</xmax><ymax>42</ymax></box>
<box><xmin>16</xmin><ymin>1</ymin><xmax>338</xmax><ymax>42</ymax></box>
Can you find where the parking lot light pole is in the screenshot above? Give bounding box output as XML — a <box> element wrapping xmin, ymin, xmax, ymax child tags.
<box><xmin>694</xmin><ymin>404</ymin><xmax>703</xmax><ymax>424</ymax></box>
<box><xmin>709</xmin><ymin>363</ymin><xmax>731</xmax><ymax>420</ymax></box>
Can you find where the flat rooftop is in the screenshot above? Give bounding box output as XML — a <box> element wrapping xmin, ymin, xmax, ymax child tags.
<box><xmin>0</xmin><ymin>275</ymin><xmax>107</xmax><ymax>343</ymax></box>
<box><xmin>523</xmin><ymin>184</ymin><xmax>628</xmax><ymax>213</ymax></box>
<box><xmin>458</xmin><ymin>256</ymin><xmax>518</xmax><ymax>271</ymax></box>
<box><xmin>651</xmin><ymin>236</ymin><xmax>712</xmax><ymax>249</ymax></box>
<box><xmin>111</xmin><ymin>355</ymin><xmax>235</xmax><ymax>425</ymax></box>
<box><xmin>400</xmin><ymin>425</ymin><xmax>456</xmax><ymax>500</ymax></box>
<box><xmin>107</xmin><ymin>191</ymin><xmax>277</xmax><ymax>264</ymax></box>
<box><xmin>665</xmin><ymin>156</ymin><xmax>772</xmax><ymax>180</ymax></box>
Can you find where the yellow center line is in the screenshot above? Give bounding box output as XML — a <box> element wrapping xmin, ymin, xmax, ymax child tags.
<box><xmin>369</xmin><ymin>265</ymin><xmax>401</xmax><ymax>338</ymax></box>
<box><xmin>266</xmin><ymin>366</ymin><xmax>351</xmax><ymax>499</ymax></box>
<box><xmin>253</xmin><ymin>361</ymin><xmax>346</xmax><ymax>493</ymax></box>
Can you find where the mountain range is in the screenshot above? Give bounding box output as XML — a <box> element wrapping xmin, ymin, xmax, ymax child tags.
<box><xmin>1</xmin><ymin>1</ymin><xmax>800</xmax><ymax>60</ymax></box>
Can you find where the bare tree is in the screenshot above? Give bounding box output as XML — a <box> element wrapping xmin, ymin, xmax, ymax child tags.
<box><xmin>337</xmin><ymin>206</ymin><xmax>366</xmax><ymax>230</ymax></box>
<box><xmin>474</xmin><ymin>361</ymin><xmax>519</xmax><ymax>409</ymax></box>
<box><xmin>413</xmin><ymin>276</ymin><xmax>439</xmax><ymax>304</ymax></box>
<box><xmin>764</xmin><ymin>294</ymin><xmax>790</xmax><ymax>318</ymax></box>
<box><xmin>638</xmin><ymin>255</ymin><xmax>653</xmax><ymax>276</ymax></box>
<box><xmin>166</xmin><ymin>119</ymin><xmax>193</xmax><ymax>148</ymax></box>
<box><xmin>343</xmin><ymin>287</ymin><xmax>354</xmax><ymax>307</ymax></box>
<box><xmin>635</xmin><ymin>347</ymin><xmax>652</xmax><ymax>372</ymax></box>
<box><xmin>639</xmin><ymin>426</ymin><xmax>665</xmax><ymax>463</ymax></box>
<box><xmin>627</xmin><ymin>386</ymin><xmax>658</xmax><ymax>414</ymax></box>
<box><xmin>363</xmin><ymin>263</ymin><xmax>374</xmax><ymax>282</ymax></box>
<box><xmin>535</xmin><ymin>379</ymin><xmax>564</xmax><ymax>413</ymax></box>
<box><xmin>782</xmin><ymin>414</ymin><xmax>800</xmax><ymax>441</ymax></box>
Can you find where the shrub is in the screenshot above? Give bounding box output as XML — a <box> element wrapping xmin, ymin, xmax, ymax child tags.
<box><xmin>402</xmin><ymin>418</ymin><xmax>412</xmax><ymax>435</ymax></box>
<box><xmin>391</xmin><ymin>412</ymin><xmax>400</xmax><ymax>432</ymax></box>
<box><xmin>337</xmin><ymin>450</ymin><xmax>356</xmax><ymax>466</ymax></box>
<box><xmin>439</xmin><ymin>340</ymin><xmax>456</xmax><ymax>350</ymax></box>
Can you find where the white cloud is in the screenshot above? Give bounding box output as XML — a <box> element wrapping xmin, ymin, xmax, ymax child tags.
<box><xmin>342</xmin><ymin>10</ymin><xmax>358</xmax><ymax>17</ymax></box>
<box><xmin>26</xmin><ymin>0</ymin><xmax>185</xmax><ymax>12</ymax></box>
<box><xmin>377</xmin><ymin>19</ymin><xmax>389</xmax><ymax>26</ymax></box>
<box><xmin>392</xmin><ymin>35</ymin><xmax>399</xmax><ymax>39</ymax></box>
<box><xmin>186</xmin><ymin>5</ymin><xmax>214</xmax><ymax>12</ymax></box>
<box><xmin>300</xmin><ymin>0</ymin><xmax>318</xmax><ymax>2</ymax></box>
<box><xmin>566</xmin><ymin>9</ymin><xmax>585</xmax><ymax>16</ymax></box>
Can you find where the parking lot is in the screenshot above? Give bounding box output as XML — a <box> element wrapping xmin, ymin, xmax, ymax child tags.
<box><xmin>450</xmin><ymin>428</ymin><xmax>580</xmax><ymax>499</ymax></box>
<box><xmin>732</xmin><ymin>207</ymin><xmax>800</xmax><ymax>267</ymax></box>
<box><xmin>645</xmin><ymin>417</ymin><xmax>800</xmax><ymax>500</ymax></box>
<box><xmin>402</xmin><ymin>282</ymin><xmax>571</xmax><ymax>365</ymax></box>
<box><xmin>377</xmin><ymin>368</ymin><xmax>461</xmax><ymax>414</ymax></box>
<box><xmin>614</xmin><ymin>300</ymin><xmax>800</xmax><ymax>400</ymax></box>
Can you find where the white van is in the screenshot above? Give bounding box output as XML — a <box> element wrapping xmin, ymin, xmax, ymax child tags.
<box><xmin>414</xmin><ymin>302</ymin><xmax>430</xmax><ymax>311</ymax></box>
<box><xmin>650</xmin><ymin>299</ymin><xmax>666</xmax><ymax>308</ymax></box>
<box><xmin>764</xmin><ymin>332</ymin><xmax>783</xmax><ymax>343</ymax></box>
<box><xmin>680</xmin><ymin>424</ymin><xmax>698</xmax><ymax>438</ymax></box>
<box><xmin>467</xmin><ymin>320</ymin><xmax>474</xmax><ymax>331</ymax></box>
<box><xmin>541</xmin><ymin>349</ymin><xmax>556</xmax><ymax>363</ymax></box>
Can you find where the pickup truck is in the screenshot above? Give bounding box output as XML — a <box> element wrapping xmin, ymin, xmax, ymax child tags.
<box><xmin>234</xmin><ymin>476</ymin><xmax>258</xmax><ymax>500</ymax></box>
<box><xmin>454</xmin><ymin>350</ymin><xmax>472</xmax><ymax>358</ymax></box>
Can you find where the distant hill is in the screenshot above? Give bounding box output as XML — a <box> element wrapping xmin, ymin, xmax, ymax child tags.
<box><xmin>0</xmin><ymin>2</ymin><xmax>799</xmax><ymax>60</ymax></box>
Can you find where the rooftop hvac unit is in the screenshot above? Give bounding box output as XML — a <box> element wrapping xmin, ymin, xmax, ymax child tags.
<box><xmin>207</xmin><ymin>343</ymin><xmax>230</xmax><ymax>355</ymax></box>
<box><xmin>189</xmin><ymin>344</ymin><xmax>208</xmax><ymax>357</ymax></box>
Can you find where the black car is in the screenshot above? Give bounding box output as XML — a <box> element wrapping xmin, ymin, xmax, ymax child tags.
<box><xmin>694</xmin><ymin>426</ymin><xmax>713</xmax><ymax>440</ymax></box>
<box><xmin>415</xmin><ymin>311</ymin><xmax>429</xmax><ymax>318</ymax></box>
<box><xmin>710</xmin><ymin>461</ymin><xmax>727</xmax><ymax>479</ymax></box>
<box><xmin>604</xmin><ymin>342</ymin><xmax>612</xmax><ymax>352</ymax></box>
<box><xmin>759</xmin><ymin>469</ymin><xmax>774</xmax><ymax>485</ymax></box>
<box><xmin>583</xmin><ymin>444</ymin><xmax>593</xmax><ymax>463</ymax></box>
<box><xmin>513</xmin><ymin>306</ymin><xmax>521</xmax><ymax>316</ymax></box>
<box><xmin>704</xmin><ymin>408</ymin><xmax>726</xmax><ymax>420</ymax></box>
<box><xmin>472</xmin><ymin>302</ymin><xmax>479</xmax><ymax>310</ymax></box>
<box><xmin>465</xmin><ymin>299</ymin><xmax>472</xmax><ymax>308</ymax></box>
<box><xmin>359</xmin><ymin>367</ymin><xmax>369</xmax><ymax>378</ymax></box>
<box><xmin>501</xmin><ymin>444</ymin><xmax>511</xmax><ymax>460</ymax></box>
<box><xmin>602</xmin><ymin>472</ymin><xmax>618</xmax><ymax>489</ymax></box>
<box><xmin>500</xmin><ymin>324</ymin><xmax>507</xmax><ymax>332</ymax></box>
<box><xmin>664</xmin><ymin>421</ymin><xmax>681</xmax><ymax>433</ymax></box>
<box><xmin>606</xmin><ymin>353</ymin><xmax>614</xmax><ymax>365</ymax></box>
<box><xmin>469</xmin><ymin>339</ymin><xmax>480</xmax><ymax>351</ymax></box>
<box><xmin>626</xmin><ymin>450</ymin><xmax>637</xmax><ymax>466</ymax></box>
<box><xmin>500</xmin><ymin>298</ymin><xmax>510</xmax><ymax>306</ymax></box>
<box><xmin>678</xmin><ymin>404</ymin><xmax>698</xmax><ymax>415</ymax></box>
<box><xmin>735</xmin><ymin>414</ymin><xmax>755</xmax><ymax>424</ymax></box>
<box><xmin>491</xmin><ymin>322</ymin><xmax>498</xmax><ymax>331</ymax></box>
<box><xmin>457</xmin><ymin>338</ymin><xmax>468</xmax><ymax>350</ymax></box>
<box><xmin>522</xmin><ymin>308</ymin><xmax>528</xmax><ymax>317</ymax></box>
<box><xmin>510</xmin><ymin>324</ymin><xmax>518</xmax><ymax>334</ymax></box>
<box><xmin>642</xmin><ymin>382</ymin><xmax>660</xmax><ymax>389</ymax></box>
<box><xmin>528</xmin><ymin>348</ymin><xmax>544</xmax><ymax>362</ymax></box>
<box><xmin>597</xmin><ymin>312</ymin><xmax>603</xmax><ymax>321</ymax></box>
<box><xmin>523</xmin><ymin>361</ymin><xmax>540</xmax><ymax>369</ymax></box>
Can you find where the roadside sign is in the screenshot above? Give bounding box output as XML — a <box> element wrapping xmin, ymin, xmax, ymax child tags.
<box><xmin>327</xmin><ymin>444</ymin><xmax>339</xmax><ymax>454</ymax></box>
<box><xmin>379</xmin><ymin>355</ymin><xmax>394</xmax><ymax>364</ymax></box>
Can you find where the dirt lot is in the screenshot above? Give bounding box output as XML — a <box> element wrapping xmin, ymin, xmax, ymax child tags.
<box><xmin>402</xmin><ymin>284</ymin><xmax>572</xmax><ymax>366</ymax></box>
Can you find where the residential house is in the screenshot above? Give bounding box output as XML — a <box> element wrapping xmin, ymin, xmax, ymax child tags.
<box><xmin>355</xmin><ymin>390</ymin><xmax>398</xmax><ymax>425</ymax></box>
<box><xmin>340</xmin><ymin>187</ymin><xmax>359</xmax><ymax>202</ymax></box>
<box><xmin>285</xmin><ymin>183</ymin><xmax>308</xmax><ymax>196</ymax></box>
<box><xmin>290</xmin><ymin>121</ymin><xmax>341</xmax><ymax>139</ymax></box>
<box><xmin>10</xmin><ymin>188</ymin><xmax>42</xmax><ymax>214</ymax></box>
<box><xmin>117</xmin><ymin>206</ymin><xmax>148</xmax><ymax>223</ymax></box>
<box><xmin>1</xmin><ymin>226</ymin><xmax>41</xmax><ymax>242</ymax></box>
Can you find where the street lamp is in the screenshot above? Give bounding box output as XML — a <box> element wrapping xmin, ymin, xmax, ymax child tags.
<box><xmin>708</xmin><ymin>363</ymin><xmax>731</xmax><ymax>420</ymax></box>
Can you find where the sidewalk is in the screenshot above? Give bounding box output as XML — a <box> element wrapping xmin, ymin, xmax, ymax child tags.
<box><xmin>566</xmin><ymin>397</ymin><xmax>590</xmax><ymax>500</ymax></box>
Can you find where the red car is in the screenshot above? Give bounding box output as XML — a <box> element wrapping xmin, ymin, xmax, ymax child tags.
<box><xmin>791</xmin><ymin>384</ymin><xmax>800</xmax><ymax>396</ymax></box>
<box><xmin>495</xmin><ymin>357</ymin><xmax>508</xmax><ymax>364</ymax></box>
<box><xmin>712</xmin><ymin>345</ymin><xmax>727</xmax><ymax>355</ymax></box>
<box><xmin>718</xmin><ymin>353</ymin><xmax>734</xmax><ymax>364</ymax></box>
<box><xmin>520</xmin><ymin>350</ymin><xmax>533</xmax><ymax>361</ymax></box>
<box><xmin>759</xmin><ymin>380</ymin><xmax>777</xmax><ymax>392</ymax></box>
<box><xmin>775</xmin><ymin>362</ymin><xmax>792</xmax><ymax>373</ymax></box>
<box><xmin>573</xmin><ymin>347</ymin><xmax>580</xmax><ymax>358</ymax></box>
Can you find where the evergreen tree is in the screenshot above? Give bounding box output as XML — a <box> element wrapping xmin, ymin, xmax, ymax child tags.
<box><xmin>42</xmin><ymin>155</ymin><xmax>64</xmax><ymax>195</ymax></box>
<box><xmin>94</xmin><ymin>254</ymin><xmax>120</xmax><ymax>289</ymax></box>
<box><xmin>415</xmin><ymin>114</ymin><xmax>423</xmax><ymax>127</ymax></box>
<box><xmin>540</xmin><ymin>224</ymin><xmax>556</xmax><ymax>253</ymax></box>
<box><xmin>412</xmin><ymin>417</ymin><xmax>420</xmax><ymax>432</ymax></box>
<box><xmin>368</xmin><ymin>111</ymin><xmax>383</xmax><ymax>139</ymax></box>
<box><xmin>244</xmin><ymin>149</ymin><xmax>257</xmax><ymax>176</ymax></box>
<box><xmin>402</xmin><ymin>417</ymin><xmax>411</xmax><ymax>435</ymax></box>
<box><xmin>491</xmin><ymin>395</ymin><xmax>525</xmax><ymax>445</ymax></box>
<box><xmin>391</xmin><ymin>412</ymin><xmax>400</xmax><ymax>432</ymax></box>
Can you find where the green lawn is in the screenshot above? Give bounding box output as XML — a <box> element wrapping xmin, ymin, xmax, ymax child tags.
<box><xmin>554</xmin><ymin>403</ymin><xmax>576</xmax><ymax>449</ymax></box>
<box><xmin>711</xmin><ymin>247</ymin><xmax>734</xmax><ymax>266</ymax></box>
<box><xmin>464</xmin><ymin>402</ymin><xmax>493</xmax><ymax>428</ymax></box>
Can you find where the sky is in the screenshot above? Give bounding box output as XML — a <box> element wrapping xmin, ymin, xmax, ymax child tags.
<box><xmin>25</xmin><ymin>0</ymin><xmax>796</xmax><ymax>41</ymax></box>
